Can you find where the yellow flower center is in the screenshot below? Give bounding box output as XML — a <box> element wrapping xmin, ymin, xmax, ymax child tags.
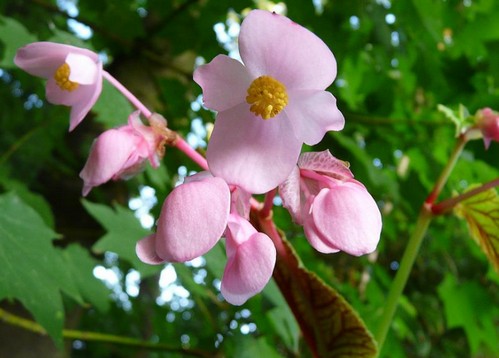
<box><xmin>246</xmin><ymin>75</ymin><xmax>288</xmax><ymax>119</ymax></box>
<box><xmin>54</xmin><ymin>63</ymin><xmax>79</xmax><ymax>91</ymax></box>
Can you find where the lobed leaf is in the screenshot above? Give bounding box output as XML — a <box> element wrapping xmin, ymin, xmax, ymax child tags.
<box><xmin>0</xmin><ymin>192</ymin><xmax>81</xmax><ymax>347</ymax></box>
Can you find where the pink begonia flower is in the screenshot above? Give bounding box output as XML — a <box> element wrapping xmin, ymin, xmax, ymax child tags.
<box><xmin>14</xmin><ymin>42</ymin><xmax>103</xmax><ymax>131</ymax></box>
<box><xmin>136</xmin><ymin>172</ymin><xmax>276</xmax><ymax>305</ymax></box>
<box><xmin>136</xmin><ymin>172</ymin><xmax>232</xmax><ymax>263</ymax></box>
<box><xmin>477</xmin><ymin>107</ymin><xmax>499</xmax><ymax>149</ymax></box>
<box><xmin>221</xmin><ymin>214</ymin><xmax>276</xmax><ymax>305</ymax></box>
<box><xmin>194</xmin><ymin>10</ymin><xmax>344</xmax><ymax>194</ymax></box>
<box><xmin>279</xmin><ymin>151</ymin><xmax>382</xmax><ymax>256</ymax></box>
<box><xmin>80</xmin><ymin>111</ymin><xmax>168</xmax><ymax>196</ymax></box>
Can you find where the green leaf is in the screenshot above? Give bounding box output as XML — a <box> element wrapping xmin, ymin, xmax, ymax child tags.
<box><xmin>437</xmin><ymin>104</ymin><xmax>473</xmax><ymax>136</ymax></box>
<box><xmin>437</xmin><ymin>274</ymin><xmax>499</xmax><ymax>355</ymax></box>
<box><xmin>58</xmin><ymin>244</ymin><xmax>111</xmax><ymax>313</ymax></box>
<box><xmin>0</xmin><ymin>15</ymin><xmax>37</xmax><ymax>68</ymax></box>
<box><xmin>0</xmin><ymin>192</ymin><xmax>82</xmax><ymax>346</ymax></box>
<box><xmin>83</xmin><ymin>200</ymin><xmax>161</xmax><ymax>277</ymax></box>
<box><xmin>271</xmin><ymin>234</ymin><xmax>377</xmax><ymax>357</ymax></box>
<box><xmin>454</xmin><ymin>185</ymin><xmax>499</xmax><ymax>273</ymax></box>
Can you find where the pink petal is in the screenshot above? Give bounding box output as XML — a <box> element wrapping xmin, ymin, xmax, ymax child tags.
<box><xmin>298</xmin><ymin>150</ymin><xmax>353</xmax><ymax>180</ymax></box>
<box><xmin>207</xmin><ymin>103</ymin><xmax>302</xmax><ymax>194</ymax></box>
<box><xmin>278</xmin><ymin>166</ymin><xmax>303</xmax><ymax>224</ymax></box>
<box><xmin>301</xmin><ymin>194</ymin><xmax>340</xmax><ymax>253</ymax></box>
<box><xmin>221</xmin><ymin>215</ymin><xmax>276</xmax><ymax>305</ymax></box>
<box><xmin>230</xmin><ymin>187</ymin><xmax>252</xmax><ymax>219</ymax></box>
<box><xmin>239</xmin><ymin>10</ymin><xmax>337</xmax><ymax>90</ymax></box>
<box><xmin>68</xmin><ymin>64</ymin><xmax>103</xmax><ymax>130</ymax></box>
<box><xmin>136</xmin><ymin>234</ymin><xmax>165</xmax><ymax>264</ymax></box>
<box><xmin>285</xmin><ymin>90</ymin><xmax>344</xmax><ymax>145</ymax></box>
<box><xmin>14</xmin><ymin>42</ymin><xmax>99</xmax><ymax>78</ymax></box>
<box><xmin>154</xmin><ymin>176</ymin><xmax>230</xmax><ymax>262</ymax></box>
<box><xmin>66</xmin><ymin>53</ymin><xmax>99</xmax><ymax>85</ymax></box>
<box><xmin>304</xmin><ymin>212</ymin><xmax>340</xmax><ymax>254</ymax></box>
<box><xmin>79</xmin><ymin>128</ymin><xmax>139</xmax><ymax>196</ymax></box>
<box><xmin>193</xmin><ymin>55</ymin><xmax>253</xmax><ymax>112</ymax></box>
<box><xmin>45</xmin><ymin>64</ymin><xmax>103</xmax><ymax>131</ymax></box>
<box><xmin>311</xmin><ymin>183</ymin><xmax>382</xmax><ymax>256</ymax></box>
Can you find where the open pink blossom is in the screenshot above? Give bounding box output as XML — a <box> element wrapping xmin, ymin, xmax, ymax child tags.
<box><xmin>80</xmin><ymin>111</ymin><xmax>167</xmax><ymax>196</ymax></box>
<box><xmin>221</xmin><ymin>214</ymin><xmax>276</xmax><ymax>305</ymax></box>
<box><xmin>194</xmin><ymin>10</ymin><xmax>344</xmax><ymax>194</ymax></box>
<box><xmin>477</xmin><ymin>107</ymin><xmax>499</xmax><ymax>149</ymax></box>
<box><xmin>279</xmin><ymin>151</ymin><xmax>382</xmax><ymax>256</ymax></box>
<box><xmin>15</xmin><ymin>42</ymin><xmax>103</xmax><ymax>131</ymax></box>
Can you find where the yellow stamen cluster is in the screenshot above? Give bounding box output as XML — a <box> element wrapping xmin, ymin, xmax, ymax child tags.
<box><xmin>54</xmin><ymin>63</ymin><xmax>79</xmax><ymax>91</ymax></box>
<box><xmin>246</xmin><ymin>75</ymin><xmax>288</xmax><ymax>119</ymax></box>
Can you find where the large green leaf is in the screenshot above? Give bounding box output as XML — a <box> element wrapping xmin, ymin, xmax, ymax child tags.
<box><xmin>83</xmin><ymin>200</ymin><xmax>161</xmax><ymax>277</ymax></box>
<box><xmin>0</xmin><ymin>192</ymin><xmax>81</xmax><ymax>346</ymax></box>
<box><xmin>454</xmin><ymin>185</ymin><xmax>499</xmax><ymax>273</ymax></box>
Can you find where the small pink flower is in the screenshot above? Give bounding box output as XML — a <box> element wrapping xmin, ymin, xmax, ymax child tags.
<box><xmin>80</xmin><ymin>111</ymin><xmax>167</xmax><ymax>196</ymax></box>
<box><xmin>194</xmin><ymin>10</ymin><xmax>344</xmax><ymax>194</ymax></box>
<box><xmin>221</xmin><ymin>214</ymin><xmax>276</xmax><ymax>305</ymax></box>
<box><xmin>14</xmin><ymin>42</ymin><xmax>103</xmax><ymax>131</ymax></box>
<box><xmin>279</xmin><ymin>151</ymin><xmax>382</xmax><ymax>256</ymax></box>
<box><xmin>477</xmin><ymin>108</ymin><xmax>499</xmax><ymax>149</ymax></box>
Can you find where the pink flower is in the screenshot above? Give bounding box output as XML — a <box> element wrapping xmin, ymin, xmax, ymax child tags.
<box><xmin>221</xmin><ymin>214</ymin><xmax>276</xmax><ymax>305</ymax></box>
<box><xmin>80</xmin><ymin>111</ymin><xmax>168</xmax><ymax>196</ymax></box>
<box><xmin>194</xmin><ymin>10</ymin><xmax>344</xmax><ymax>194</ymax></box>
<box><xmin>136</xmin><ymin>172</ymin><xmax>276</xmax><ymax>305</ymax></box>
<box><xmin>136</xmin><ymin>172</ymin><xmax>231</xmax><ymax>263</ymax></box>
<box><xmin>477</xmin><ymin>108</ymin><xmax>499</xmax><ymax>149</ymax></box>
<box><xmin>14</xmin><ymin>42</ymin><xmax>103</xmax><ymax>131</ymax></box>
<box><xmin>279</xmin><ymin>151</ymin><xmax>382</xmax><ymax>256</ymax></box>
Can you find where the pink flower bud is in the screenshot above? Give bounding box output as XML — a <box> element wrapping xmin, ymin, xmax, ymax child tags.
<box><xmin>79</xmin><ymin>111</ymin><xmax>166</xmax><ymax>196</ymax></box>
<box><xmin>221</xmin><ymin>214</ymin><xmax>276</xmax><ymax>305</ymax></box>
<box><xmin>279</xmin><ymin>150</ymin><xmax>382</xmax><ymax>256</ymax></box>
<box><xmin>477</xmin><ymin>108</ymin><xmax>499</xmax><ymax>149</ymax></box>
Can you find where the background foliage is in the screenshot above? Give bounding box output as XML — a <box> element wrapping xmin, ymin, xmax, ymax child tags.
<box><xmin>0</xmin><ymin>0</ymin><xmax>498</xmax><ymax>357</ymax></box>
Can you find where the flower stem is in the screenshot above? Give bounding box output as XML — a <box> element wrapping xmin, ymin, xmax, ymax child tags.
<box><xmin>425</xmin><ymin>133</ymin><xmax>468</xmax><ymax>205</ymax></box>
<box><xmin>260</xmin><ymin>188</ymin><xmax>277</xmax><ymax>219</ymax></box>
<box><xmin>432</xmin><ymin>177</ymin><xmax>499</xmax><ymax>215</ymax></box>
<box><xmin>374</xmin><ymin>205</ymin><xmax>433</xmax><ymax>351</ymax></box>
<box><xmin>103</xmin><ymin>70</ymin><xmax>209</xmax><ymax>170</ymax></box>
<box><xmin>375</xmin><ymin>131</ymin><xmax>470</xmax><ymax>352</ymax></box>
<box><xmin>175</xmin><ymin>137</ymin><xmax>209</xmax><ymax>170</ymax></box>
<box><xmin>103</xmin><ymin>71</ymin><xmax>152</xmax><ymax>117</ymax></box>
<box><xmin>0</xmin><ymin>308</ymin><xmax>213</xmax><ymax>357</ymax></box>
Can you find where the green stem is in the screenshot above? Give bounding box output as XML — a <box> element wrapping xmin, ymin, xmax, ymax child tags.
<box><xmin>426</xmin><ymin>133</ymin><xmax>468</xmax><ymax>205</ymax></box>
<box><xmin>374</xmin><ymin>205</ymin><xmax>433</xmax><ymax>351</ymax></box>
<box><xmin>0</xmin><ymin>308</ymin><xmax>214</xmax><ymax>357</ymax></box>
<box><xmin>375</xmin><ymin>130</ymin><xmax>471</xmax><ymax>353</ymax></box>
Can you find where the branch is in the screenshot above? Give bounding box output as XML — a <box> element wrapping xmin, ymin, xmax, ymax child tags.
<box><xmin>0</xmin><ymin>308</ymin><xmax>216</xmax><ymax>358</ymax></box>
